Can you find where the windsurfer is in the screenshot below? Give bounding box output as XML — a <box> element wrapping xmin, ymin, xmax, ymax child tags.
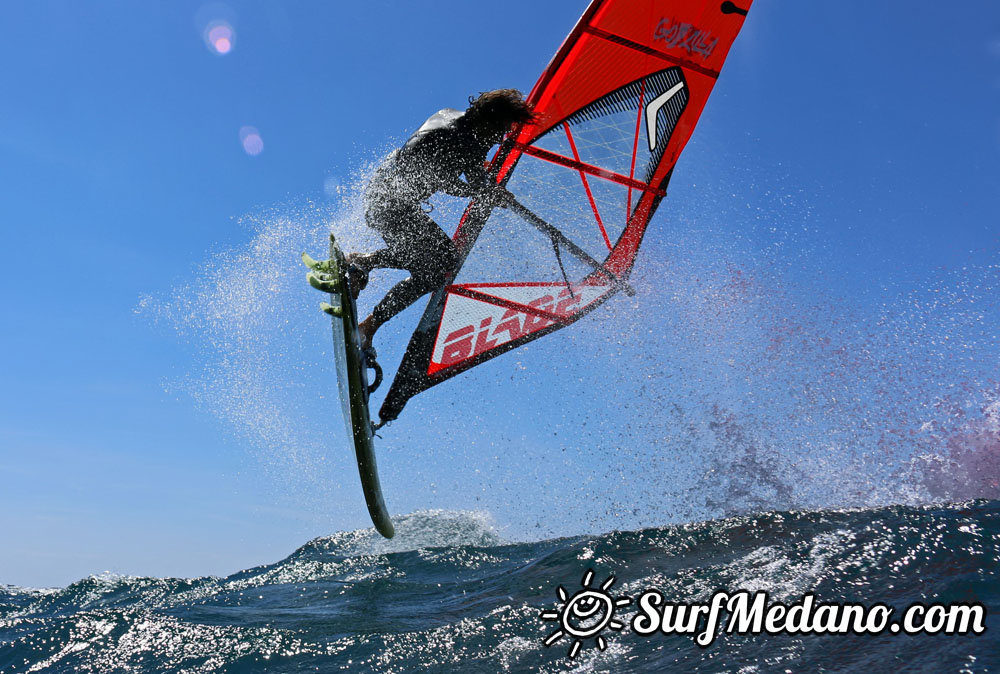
<box><xmin>347</xmin><ymin>89</ymin><xmax>534</xmax><ymax>354</ymax></box>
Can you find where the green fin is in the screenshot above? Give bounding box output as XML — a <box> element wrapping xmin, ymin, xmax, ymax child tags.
<box><xmin>301</xmin><ymin>252</ymin><xmax>334</xmax><ymax>273</ymax></box>
<box><xmin>301</xmin><ymin>252</ymin><xmax>321</xmax><ymax>270</ymax></box>
<box><xmin>307</xmin><ymin>271</ymin><xmax>339</xmax><ymax>293</ymax></box>
<box><xmin>319</xmin><ymin>302</ymin><xmax>342</xmax><ymax>317</ymax></box>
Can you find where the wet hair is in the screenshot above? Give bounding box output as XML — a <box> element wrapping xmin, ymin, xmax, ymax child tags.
<box><xmin>464</xmin><ymin>89</ymin><xmax>535</xmax><ymax>130</ymax></box>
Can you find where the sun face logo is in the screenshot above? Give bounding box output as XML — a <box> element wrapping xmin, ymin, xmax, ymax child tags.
<box><xmin>539</xmin><ymin>569</ymin><xmax>631</xmax><ymax>659</ymax></box>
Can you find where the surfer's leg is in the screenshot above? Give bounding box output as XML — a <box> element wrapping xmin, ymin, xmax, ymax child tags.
<box><xmin>359</xmin><ymin>211</ymin><xmax>458</xmax><ymax>348</ymax></box>
<box><xmin>348</xmin><ymin>207</ymin><xmax>417</xmax><ymax>299</ymax></box>
<box><xmin>347</xmin><ymin>247</ymin><xmax>400</xmax><ymax>273</ymax></box>
<box><xmin>349</xmin><ymin>202</ymin><xmax>415</xmax><ymax>273</ymax></box>
<box><xmin>347</xmin><ymin>204</ymin><xmax>421</xmax><ymax>301</ymax></box>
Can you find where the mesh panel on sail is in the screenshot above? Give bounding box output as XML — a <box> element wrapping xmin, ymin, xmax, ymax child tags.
<box><xmin>453</xmin><ymin>67</ymin><xmax>690</xmax><ymax>297</ymax></box>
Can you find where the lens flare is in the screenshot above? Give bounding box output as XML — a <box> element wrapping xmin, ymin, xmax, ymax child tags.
<box><xmin>239</xmin><ymin>126</ymin><xmax>263</xmax><ymax>156</ymax></box>
<box><xmin>204</xmin><ymin>20</ymin><xmax>235</xmax><ymax>55</ymax></box>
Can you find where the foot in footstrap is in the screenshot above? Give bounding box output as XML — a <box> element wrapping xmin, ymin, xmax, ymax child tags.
<box><xmin>343</xmin><ymin>255</ymin><xmax>369</xmax><ymax>300</ymax></box>
<box><xmin>347</xmin><ymin>265</ymin><xmax>368</xmax><ymax>300</ymax></box>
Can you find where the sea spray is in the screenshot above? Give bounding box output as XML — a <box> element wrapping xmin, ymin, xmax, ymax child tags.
<box><xmin>138</xmin><ymin>145</ymin><xmax>1000</xmax><ymax>539</ymax></box>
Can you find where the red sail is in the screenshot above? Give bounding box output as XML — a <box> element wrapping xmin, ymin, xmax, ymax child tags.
<box><xmin>380</xmin><ymin>0</ymin><xmax>752</xmax><ymax>422</ymax></box>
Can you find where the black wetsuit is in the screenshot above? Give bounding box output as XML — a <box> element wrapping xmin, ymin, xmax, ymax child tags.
<box><xmin>354</xmin><ymin>108</ymin><xmax>495</xmax><ymax>328</ymax></box>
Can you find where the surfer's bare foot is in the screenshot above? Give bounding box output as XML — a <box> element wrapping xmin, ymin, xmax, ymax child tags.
<box><xmin>358</xmin><ymin>315</ymin><xmax>377</xmax><ymax>356</ymax></box>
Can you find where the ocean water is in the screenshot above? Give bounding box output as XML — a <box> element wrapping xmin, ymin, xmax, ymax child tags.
<box><xmin>2</xmin><ymin>502</ymin><xmax>996</xmax><ymax>673</ymax></box>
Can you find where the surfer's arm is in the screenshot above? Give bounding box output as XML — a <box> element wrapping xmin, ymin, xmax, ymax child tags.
<box><xmin>440</xmin><ymin>175</ymin><xmax>477</xmax><ymax>198</ymax></box>
<box><xmin>439</xmin><ymin>178</ymin><xmax>513</xmax><ymax>210</ymax></box>
<box><xmin>455</xmin><ymin>161</ymin><xmax>515</xmax><ymax>208</ymax></box>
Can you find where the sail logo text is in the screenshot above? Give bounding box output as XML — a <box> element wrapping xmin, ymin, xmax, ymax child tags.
<box><xmin>653</xmin><ymin>17</ymin><xmax>717</xmax><ymax>59</ymax></box>
<box><xmin>439</xmin><ymin>288</ymin><xmax>581</xmax><ymax>367</ymax></box>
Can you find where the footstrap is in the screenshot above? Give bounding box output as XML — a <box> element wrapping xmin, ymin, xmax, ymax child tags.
<box><xmin>363</xmin><ymin>347</ymin><xmax>383</xmax><ymax>394</ymax></box>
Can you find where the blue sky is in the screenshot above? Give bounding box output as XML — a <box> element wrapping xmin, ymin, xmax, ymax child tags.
<box><xmin>1</xmin><ymin>1</ymin><xmax>998</xmax><ymax>588</ymax></box>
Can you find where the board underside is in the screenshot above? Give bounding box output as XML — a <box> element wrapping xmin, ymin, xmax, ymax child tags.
<box><xmin>313</xmin><ymin>236</ymin><xmax>394</xmax><ymax>538</ymax></box>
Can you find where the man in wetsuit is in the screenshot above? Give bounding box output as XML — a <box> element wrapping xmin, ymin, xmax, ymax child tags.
<box><xmin>347</xmin><ymin>89</ymin><xmax>534</xmax><ymax>353</ymax></box>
